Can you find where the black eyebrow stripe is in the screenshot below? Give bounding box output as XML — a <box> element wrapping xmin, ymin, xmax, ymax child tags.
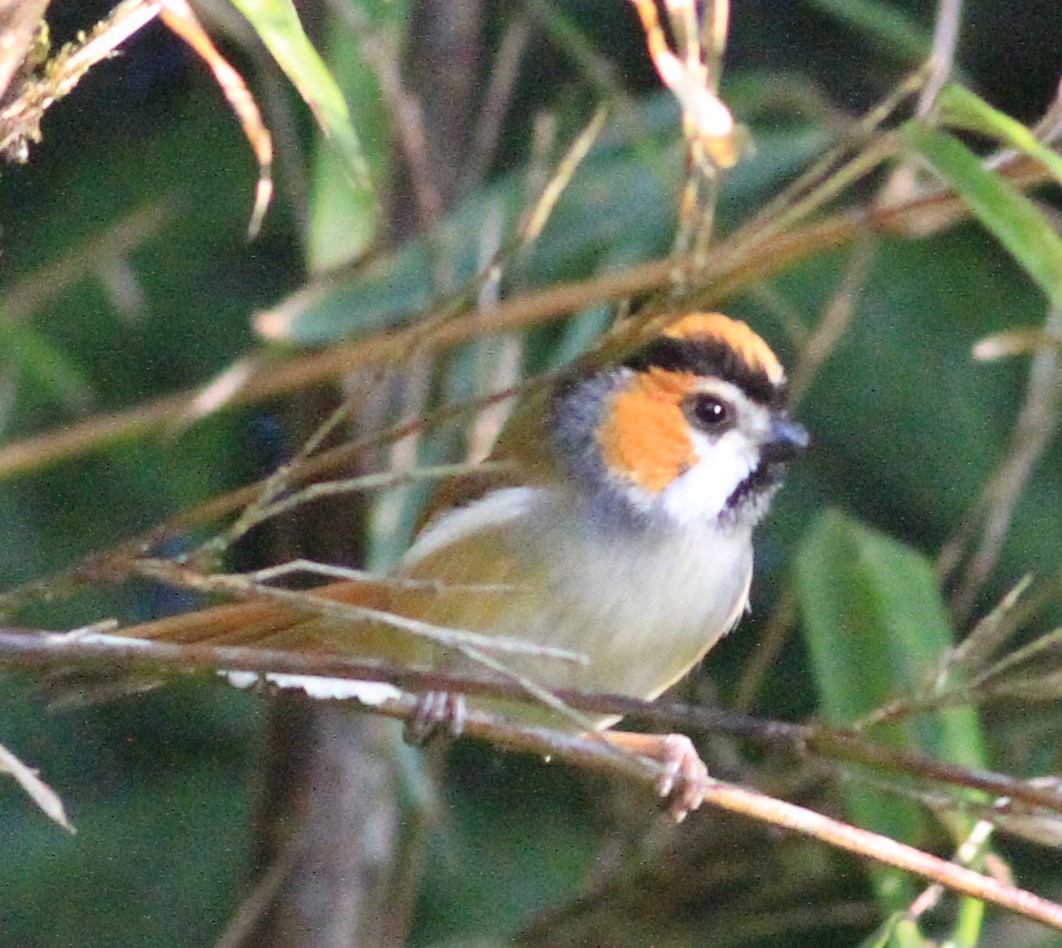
<box><xmin>624</xmin><ymin>337</ymin><xmax>787</xmax><ymax>408</ymax></box>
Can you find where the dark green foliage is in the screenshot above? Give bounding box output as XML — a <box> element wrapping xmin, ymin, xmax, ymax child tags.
<box><xmin>1</xmin><ymin>1</ymin><xmax>1061</xmax><ymax>946</ymax></box>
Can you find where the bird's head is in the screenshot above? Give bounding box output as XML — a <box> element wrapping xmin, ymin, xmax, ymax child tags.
<box><xmin>551</xmin><ymin>313</ymin><xmax>807</xmax><ymax>530</ymax></box>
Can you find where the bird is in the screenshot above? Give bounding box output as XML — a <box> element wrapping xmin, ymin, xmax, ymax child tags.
<box><xmin>107</xmin><ymin>312</ymin><xmax>807</xmax><ymax>820</ymax></box>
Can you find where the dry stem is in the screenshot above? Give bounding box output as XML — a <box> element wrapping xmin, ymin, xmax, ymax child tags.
<box><xmin>3</xmin><ymin>627</ymin><xmax>1062</xmax><ymax>930</ymax></box>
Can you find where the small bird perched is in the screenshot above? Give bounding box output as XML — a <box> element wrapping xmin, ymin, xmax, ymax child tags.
<box><xmin>114</xmin><ymin>312</ymin><xmax>806</xmax><ymax>820</ymax></box>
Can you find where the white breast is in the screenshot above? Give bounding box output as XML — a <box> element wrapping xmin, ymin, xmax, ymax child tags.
<box><xmin>403</xmin><ymin>487</ymin><xmax>753</xmax><ymax>705</ymax></box>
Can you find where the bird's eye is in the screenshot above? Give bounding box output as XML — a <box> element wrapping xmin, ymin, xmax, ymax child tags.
<box><xmin>685</xmin><ymin>393</ymin><xmax>732</xmax><ymax>432</ymax></box>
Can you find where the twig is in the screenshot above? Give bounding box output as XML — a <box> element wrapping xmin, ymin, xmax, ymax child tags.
<box><xmin>358</xmin><ymin>17</ymin><xmax>443</xmax><ymax>229</ymax></box>
<box><xmin>0</xmin><ymin>0</ymin><xmax>50</xmax><ymax>105</ymax></box>
<box><xmin>915</xmin><ymin>0</ymin><xmax>963</xmax><ymax>119</ymax></box>
<box><xmin>0</xmin><ymin>150</ymin><xmax>1051</xmax><ymax>481</ymax></box>
<box><xmin>732</xmin><ymin>583</ymin><xmax>798</xmax><ymax>713</ymax></box>
<box><xmin>944</xmin><ymin>305</ymin><xmax>1062</xmax><ymax>620</ymax></box>
<box><xmin>239</xmin><ymin>559</ymin><xmax>516</xmax><ymax>594</ymax></box>
<box><xmin>221</xmin><ymin>457</ymin><xmax>497</xmax><ymax>541</ymax></box>
<box><xmin>520</xmin><ymin>106</ymin><xmax>608</xmax><ymax>248</ymax></box>
<box><xmin>130</xmin><ymin>558</ymin><xmax>585</xmax><ymax>664</ymax></box>
<box><xmin>3</xmin><ymin>628</ymin><xmax>1062</xmax><ymax>816</ymax></box>
<box><xmin>3</xmin><ymin>628</ymin><xmax>1061</xmax><ymax>929</ymax></box>
<box><xmin>905</xmin><ymin>815</ymin><xmax>995</xmax><ymax>924</ymax></box>
<box><xmin>212</xmin><ymin>836</ymin><xmax>300</xmax><ymax>948</ymax></box>
<box><xmin>461</xmin><ymin>11</ymin><xmax>533</xmax><ymax>191</ymax></box>
<box><xmin>0</xmin><ymin>0</ymin><xmax>162</xmax><ymax>161</ymax></box>
<box><xmin>0</xmin><ymin>202</ymin><xmax>172</xmax><ymax>324</ymax></box>
<box><xmin>453</xmin><ymin>711</ymin><xmax>1062</xmax><ymax>932</ymax></box>
<box><xmin>787</xmin><ymin>237</ymin><xmax>876</xmax><ymax>406</ymax></box>
<box><xmin>704</xmin><ymin>780</ymin><xmax>1061</xmax><ymax>930</ymax></box>
<box><xmin>0</xmin><ymin>382</ymin><xmax>534</xmax><ymax>613</ymax></box>
<box><xmin>733</xmin><ymin>68</ymin><xmax>927</xmax><ymax>243</ymax></box>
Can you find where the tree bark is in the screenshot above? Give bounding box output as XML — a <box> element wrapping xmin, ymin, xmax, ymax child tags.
<box><xmin>236</xmin><ymin>3</ymin><xmax>485</xmax><ymax>945</ymax></box>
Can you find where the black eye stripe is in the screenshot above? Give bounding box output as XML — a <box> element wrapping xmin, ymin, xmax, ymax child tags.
<box><xmin>624</xmin><ymin>337</ymin><xmax>787</xmax><ymax>408</ymax></box>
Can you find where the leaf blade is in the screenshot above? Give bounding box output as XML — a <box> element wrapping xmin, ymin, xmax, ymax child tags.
<box><xmin>900</xmin><ymin>122</ymin><xmax>1062</xmax><ymax>313</ymax></box>
<box><xmin>796</xmin><ymin>510</ymin><xmax>987</xmax><ymax>915</ymax></box>
<box><xmin>937</xmin><ymin>84</ymin><xmax>1062</xmax><ymax>187</ymax></box>
<box><xmin>229</xmin><ymin>0</ymin><xmax>375</xmax><ymax>204</ymax></box>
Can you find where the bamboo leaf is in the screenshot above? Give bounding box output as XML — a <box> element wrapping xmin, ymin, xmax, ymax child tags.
<box><xmin>306</xmin><ymin>0</ymin><xmax>411</xmax><ymax>271</ymax></box>
<box><xmin>796</xmin><ymin>510</ymin><xmax>987</xmax><ymax>914</ymax></box>
<box><xmin>937</xmin><ymin>84</ymin><xmax>1062</xmax><ymax>187</ymax></box>
<box><xmin>229</xmin><ymin>0</ymin><xmax>375</xmax><ymax>203</ymax></box>
<box><xmin>900</xmin><ymin>122</ymin><xmax>1062</xmax><ymax>313</ymax></box>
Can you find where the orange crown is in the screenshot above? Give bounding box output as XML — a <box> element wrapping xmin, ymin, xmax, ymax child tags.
<box><xmin>663</xmin><ymin>313</ymin><xmax>785</xmax><ymax>387</ymax></box>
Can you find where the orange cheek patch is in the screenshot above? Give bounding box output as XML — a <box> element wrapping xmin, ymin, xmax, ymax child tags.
<box><xmin>597</xmin><ymin>370</ymin><xmax>696</xmax><ymax>493</ymax></box>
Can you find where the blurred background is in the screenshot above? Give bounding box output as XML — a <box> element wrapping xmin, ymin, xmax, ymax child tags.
<box><xmin>0</xmin><ymin>0</ymin><xmax>1060</xmax><ymax>945</ymax></box>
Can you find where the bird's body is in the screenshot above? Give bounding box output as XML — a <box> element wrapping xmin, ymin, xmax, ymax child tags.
<box><xmin>113</xmin><ymin>313</ymin><xmax>806</xmax><ymax>818</ymax></box>
<box><xmin>398</xmin><ymin>483</ymin><xmax>753</xmax><ymax>726</ymax></box>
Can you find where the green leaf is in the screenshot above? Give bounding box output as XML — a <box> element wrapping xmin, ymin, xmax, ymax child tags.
<box><xmin>257</xmin><ymin>96</ymin><xmax>828</xmax><ymax>345</ymax></box>
<box><xmin>936</xmin><ymin>84</ymin><xmax>1062</xmax><ymax>187</ymax></box>
<box><xmin>900</xmin><ymin>121</ymin><xmax>1062</xmax><ymax>313</ymax></box>
<box><xmin>306</xmin><ymin>0</ymin><xmax>411</xmax><ymax>271</ymax></box>
<box><xmin>229</xmin><ymin>0</ymin><xmax>375</xmax><ymax>204</ymax></box>
<box><xmin>796</xmin><ymin>510</ymin><xmax>987</xmax><ymax>914</ymax></box>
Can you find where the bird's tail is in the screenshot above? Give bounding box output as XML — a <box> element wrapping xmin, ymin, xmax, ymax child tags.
<box><xmin>112</xmin><ymin>579</ymin><xmax>389</xmax><ymax>649</ymax></box>
<box><xmin>48</xmin><ymin>579</ymin><xmax>408</xmax><ymax>707</ymax></box>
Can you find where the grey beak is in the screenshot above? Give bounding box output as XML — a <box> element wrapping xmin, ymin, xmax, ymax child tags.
<box><xmin>762</xmin><ymin>415</ymin><xmax>809</xmax><ymax>464</ymax></box>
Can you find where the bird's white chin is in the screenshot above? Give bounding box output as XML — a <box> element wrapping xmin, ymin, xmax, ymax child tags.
<box><xmin>660</xmin><ymin>460</ymin><xmax>748</xmax><ymax>527</ymax></box>
<box><xmin>655</xmin><ymin>430</ymin><xmax>769</xmax><ymax>528</ymax></box>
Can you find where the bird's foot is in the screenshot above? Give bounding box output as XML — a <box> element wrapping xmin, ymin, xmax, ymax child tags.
<box><xmin>652</xmin><ymin>733</ymin><xmax>710</xmax><ymax>822</ymax></box>
<box><xmin>404</xmin><ymin>690</ymin><xmax>467</xmax><ymax>745</ymax></box>
<box><xmin>603</xmin><ymin>730</ymin><xmax>710</xmax><ymax>822</ymax></box>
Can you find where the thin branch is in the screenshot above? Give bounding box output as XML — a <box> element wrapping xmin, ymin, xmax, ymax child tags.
<box><xmin>943</xmin><ymin>305</ymin><xmax>1062</xmax><ymax>620</ymax></box>
<box><xmin>0</xmin><ymin>0</ymin><xmax>50</xmax><ymax>105</ymax></box>
<box><xmin>4</xmin><ymin>628</ymin><xmax>1062</xmax><ymax>816</ymax></box>
<box><xmin>3</xmin><ymin>629</ymin><xmax>1062</xmax><ymax>929</ymax></box>
<box><xmin>0</xmin><ymin>382</ymin><xmax>534</xmax><ymax>613</ymax></box>
<box><xmin>229</xmin><ymin>459</ymin><xmax>506</xmax><ymax>539</ymax></box>
<box><xmin>732</xmin><ymin>583</ymin><xmax>798</xmax><ymax>713</ymax></box>
<box><xmin>0</xmin><ymin>0</ymin><xmax>162</xmax><ymax>161</ymax></box>
<box><xmin>212</xmin><ymin>835</ymin><xmax>300</xmax><ymax>948</ymax></box>
<box><xmin>915</xmin><ymin>0</ymin><xmax>963</xmax><ymax>119</ymax></box>
<box><xmin>130</xmin><ymin>558</ymin><xmax>585</xmax><ymax>664</ymax></box>
<box><xmin>787</xmin><ymin>237</ymin><xmax>876</xmax><ymax>406</ymax></box>
<box><xmin>0</xmin><ymin>202</ymin><xmax>173</xmax><ymax>325</ymax></box>
<box><xmin>713</xmin><ymin>782</ymin><xmax>1061</xmax><ymax>930</ymax></box>
<box><xmin>239</xmin><ymin>559</ymin><xmax>516</xmax><ymax>594</ymax></box>
<box><xmin>132</xmin><ymin>558</ymin><xmax>605</xmax><ymax>736</ymax></box>
<box><xmin>461</xmin><ymin>10</ymin><xmax>533</xmax><ymax>192</ymax></box>
<box><xmin>0</xmin><ymin>149</ymin><xmax>1050</xmax><ymax>481</ymax></box>
<box><xmin>210</xmin><ymin>377</ymin><xmax>384</xmax><ymax>556</ymax></box>
<box><xmin>733</xmin><ymin>68</ymin><xmax>927</xmax><ymax>242</ymax></box>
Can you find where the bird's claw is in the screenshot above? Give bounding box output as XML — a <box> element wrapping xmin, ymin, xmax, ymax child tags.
<box><xmin>654</xmin><ymin>733</ymin><xmax>710</xmax><ymax>822</ymax></box>
<box><xmin>404</xmin><ymin>690</ymin><xmax>467</xmax><ymax>745</ymax></box>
